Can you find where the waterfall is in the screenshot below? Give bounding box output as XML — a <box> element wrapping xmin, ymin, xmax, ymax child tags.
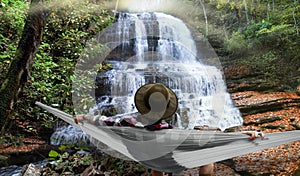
<box><xmin>93</xmin><ymin>12</ymin><xmax>243</xmax><ymax>131</ymax></box>
<box><xmin>52</xmin><ymin>11</ymin><xmax>243</xmax><ymax>146</ymax></box>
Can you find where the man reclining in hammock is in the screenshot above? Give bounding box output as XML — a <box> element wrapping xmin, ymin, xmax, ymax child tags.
<box><xmin>74</xmin><ymin>83</ymin><xmax>264</xmax><ymax>176</ymax></box>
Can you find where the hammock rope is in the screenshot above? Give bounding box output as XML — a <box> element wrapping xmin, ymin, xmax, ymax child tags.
<box><xmin>36</xmin><ymin>102</ymin><xmax>300</xmax><ymax>173</ymax></box>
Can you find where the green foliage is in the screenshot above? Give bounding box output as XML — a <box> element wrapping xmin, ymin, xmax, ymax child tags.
<box><xmin>254</xmin><ymin>51</ymin><xmax>277</xmax><ymax>77</ymax></box>
<box><xmin>48</xmin><ymin>142</ymin><xmax>91</xmax><ymax>164</ymax></box>
<box><xmin>210</xmin><ymin>0</ymin><xmax>300</xmax><ymax>88</ymax></box>
<box><xmin>0</xmin><ymin>0</ymin><xmax>29</xmax><ymax>81</ymax></box>
<box><xmin>71</xmin><ymin>40</ymin><xmax>113</xmax><ymax>113</ymax></box>
<box><xmin>47</xmin><ymin>148</ymin><xmax>93</xmax><ymax>174</ymax></box>
<box><xmin>58</xmin><ymin>143</ymin><xmax>89</xmax><ymax>151</ymax></box>
<box><xmin>0</xmin><ymin>0</ymin><xmax>114</xmax><ymax>133</ymax></box>
<box><xmin>224</xmin><ymin>31</ymin><xmax>248</xmax><ymax>55</ymax></box>
<box><xmin>38</xmin><ymin>0</ymin><xmax>114</xmax><ymax>116</ymax></box>
<box><xmin>30</xmin><ymin>42</ymin><xmax>75</xmax><ymax>109</ymax></box>
<box><xmin>0</xmin><ymin>0</ymin><xmax>28</xmax><ymax>35</ymax></box>
<box><xmin>48</xmin><ymin>149</ymin><xmax>60</xmax><ymax>159</ymax></box>
<box><xmin>243</xmin><ymin>20</ymin><xmax>272</xmax><ymax>38</ymax></box>
<box><xmin>210</xmin><ymin>0</ymin><xmax>299</xmax><ymax>49</ymax></box>
<box><xmin>0</xmin><ymin>133</ymin><xmax>23</xmax><ymax>147</ymax></box>
<box><xmin>98</xmin><ymin>63</ymin><xmax>113</xmax><ymax>74</ymax></box>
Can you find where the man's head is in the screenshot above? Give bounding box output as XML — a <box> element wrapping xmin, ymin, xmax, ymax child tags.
<box><xmin>134</xmin><ymin>83</ymin><xmax>178</xmax><ymax>123</ymax></box>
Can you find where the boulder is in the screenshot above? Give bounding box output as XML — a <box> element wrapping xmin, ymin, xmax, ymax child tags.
<box><xmin>21</xmin><ymin>163</ymin><xmax>42</xmax><ymax>176</ymax></box>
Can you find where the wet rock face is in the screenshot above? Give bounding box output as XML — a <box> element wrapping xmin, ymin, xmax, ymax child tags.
<box><xmin>232</xmin><ymin>91</ymin><xmax>300</xmax><ymax>131</ymax></box>
<box><xmin>222</xmin><ymin>59</ymin><xmax>300</xmax><ymax>94</ymax></box>
<box><xmin>91</xmin><ymin>12</ymin><xmax>243</xmax><ymax>130</ymax></box>
<box><xmin>222</xmin><ymin>63</ymin><xmax>278</xmax><ymax>93</ymax></box>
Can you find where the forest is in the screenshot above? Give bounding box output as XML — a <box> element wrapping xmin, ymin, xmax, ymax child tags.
<box><xmin>0</xmin><ymin>0</ymin><xmax>299</xmax><ymax>175</ymax></box>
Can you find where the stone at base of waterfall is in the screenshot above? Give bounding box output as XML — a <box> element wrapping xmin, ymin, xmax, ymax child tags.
<box><xmin>21</xmin><ymin>163</ymin><xmax>42</xmax><ymax>176</ymax></box>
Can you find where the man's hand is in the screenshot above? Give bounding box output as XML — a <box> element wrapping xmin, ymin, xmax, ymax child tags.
<box><xmin>242</xmin><ymin>131</ymin><xmax>265</xmax><ymax>140</ymax></box>
<box><xmin>74</xmin><ymin>114</ymin><xmax>90</xmax><ymax>124</ymax></box>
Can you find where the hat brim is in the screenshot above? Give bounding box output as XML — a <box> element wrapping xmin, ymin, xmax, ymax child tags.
<box><xmin>134</xmin><ymin>83</ymin><xmax>178</xmax><ymax>120</ymax></box>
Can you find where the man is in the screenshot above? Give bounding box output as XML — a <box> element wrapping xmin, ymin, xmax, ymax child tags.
<box><xmin>133</xmin><ymin>83</ymin><xmax>263</xmax><ymax>176</ymax></box>
<box><xmin>74</xmin><ymin>83</ymin><xmax>264</xmax><ymax>175</ymax></box>
<box><xmin>134</xmin><ymin>83</ymin><xmax>215</xmax><ymax>176</ymax></box>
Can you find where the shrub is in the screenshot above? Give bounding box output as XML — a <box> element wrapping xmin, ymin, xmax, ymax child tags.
<box><xmin>224</xmin><ymin>31</ymin><xmax>248</xmax><ymax>55</ymax></box>
<box><xmin>0</xmin><ymin>0</ymin><xmax>29</xmax><ymax>81</ymax></box>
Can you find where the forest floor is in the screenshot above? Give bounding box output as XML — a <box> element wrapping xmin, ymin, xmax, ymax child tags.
<box><xmin>214</xmin><ymin>91</ymin><xmax>300</xmax><ymax>176</ymax></box>
<box><xmin>0</xmin><ymin>91</ymin><xmax>300</xmax><ymax>175</ymax></box>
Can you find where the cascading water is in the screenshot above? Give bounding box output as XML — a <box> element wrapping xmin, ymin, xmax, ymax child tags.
<box><xmin>52</xmin><ymin>11</ymin><xmax>243</xmax><ymax>146</ymax></box>
<box><xmin>95</xmin><ymin>12</ymin><xmax>243</xmax><ymax>131</ymax></box>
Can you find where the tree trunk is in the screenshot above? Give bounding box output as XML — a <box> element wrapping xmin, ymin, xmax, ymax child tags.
<box><xmin>199</xmin><ymin>0</ymin><xmax>208</xmax><ymax>37</ymax></box>
<box><xmin>267</xmin><ymin>0</ymin><xmax>270</xmax><ymax>21</ymax></box>
<box><xmin>293</xmin><ymin>0</ymin><xmax>299</xmax><ymax>35</ymax></box>
<box><xmin>243</xmin><ymin>0</ymin><xmax>249</xmax><ymax>24</ymax></box>
<box><xmin>0</xmin><ymin>0</ymin><xmax>49</xmax><ymax>131</ymax></box>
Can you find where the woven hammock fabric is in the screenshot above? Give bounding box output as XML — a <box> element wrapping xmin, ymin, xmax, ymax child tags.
<box><xmin>36</xmin><ymin>102</ymin><xmax>300</xmax><ymax>173</ymax></box>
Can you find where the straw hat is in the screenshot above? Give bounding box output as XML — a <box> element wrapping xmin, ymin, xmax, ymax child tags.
<box><xmin>134</xmin><ymin>83</ymin><xmax>178</xmax><ymax>121</ymax></box>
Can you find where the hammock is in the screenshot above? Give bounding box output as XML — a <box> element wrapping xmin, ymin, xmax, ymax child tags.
<box><xmin>36</xmin><ymin>102</ymin><xmax>300</xmax><ymax>173</ymax></box>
